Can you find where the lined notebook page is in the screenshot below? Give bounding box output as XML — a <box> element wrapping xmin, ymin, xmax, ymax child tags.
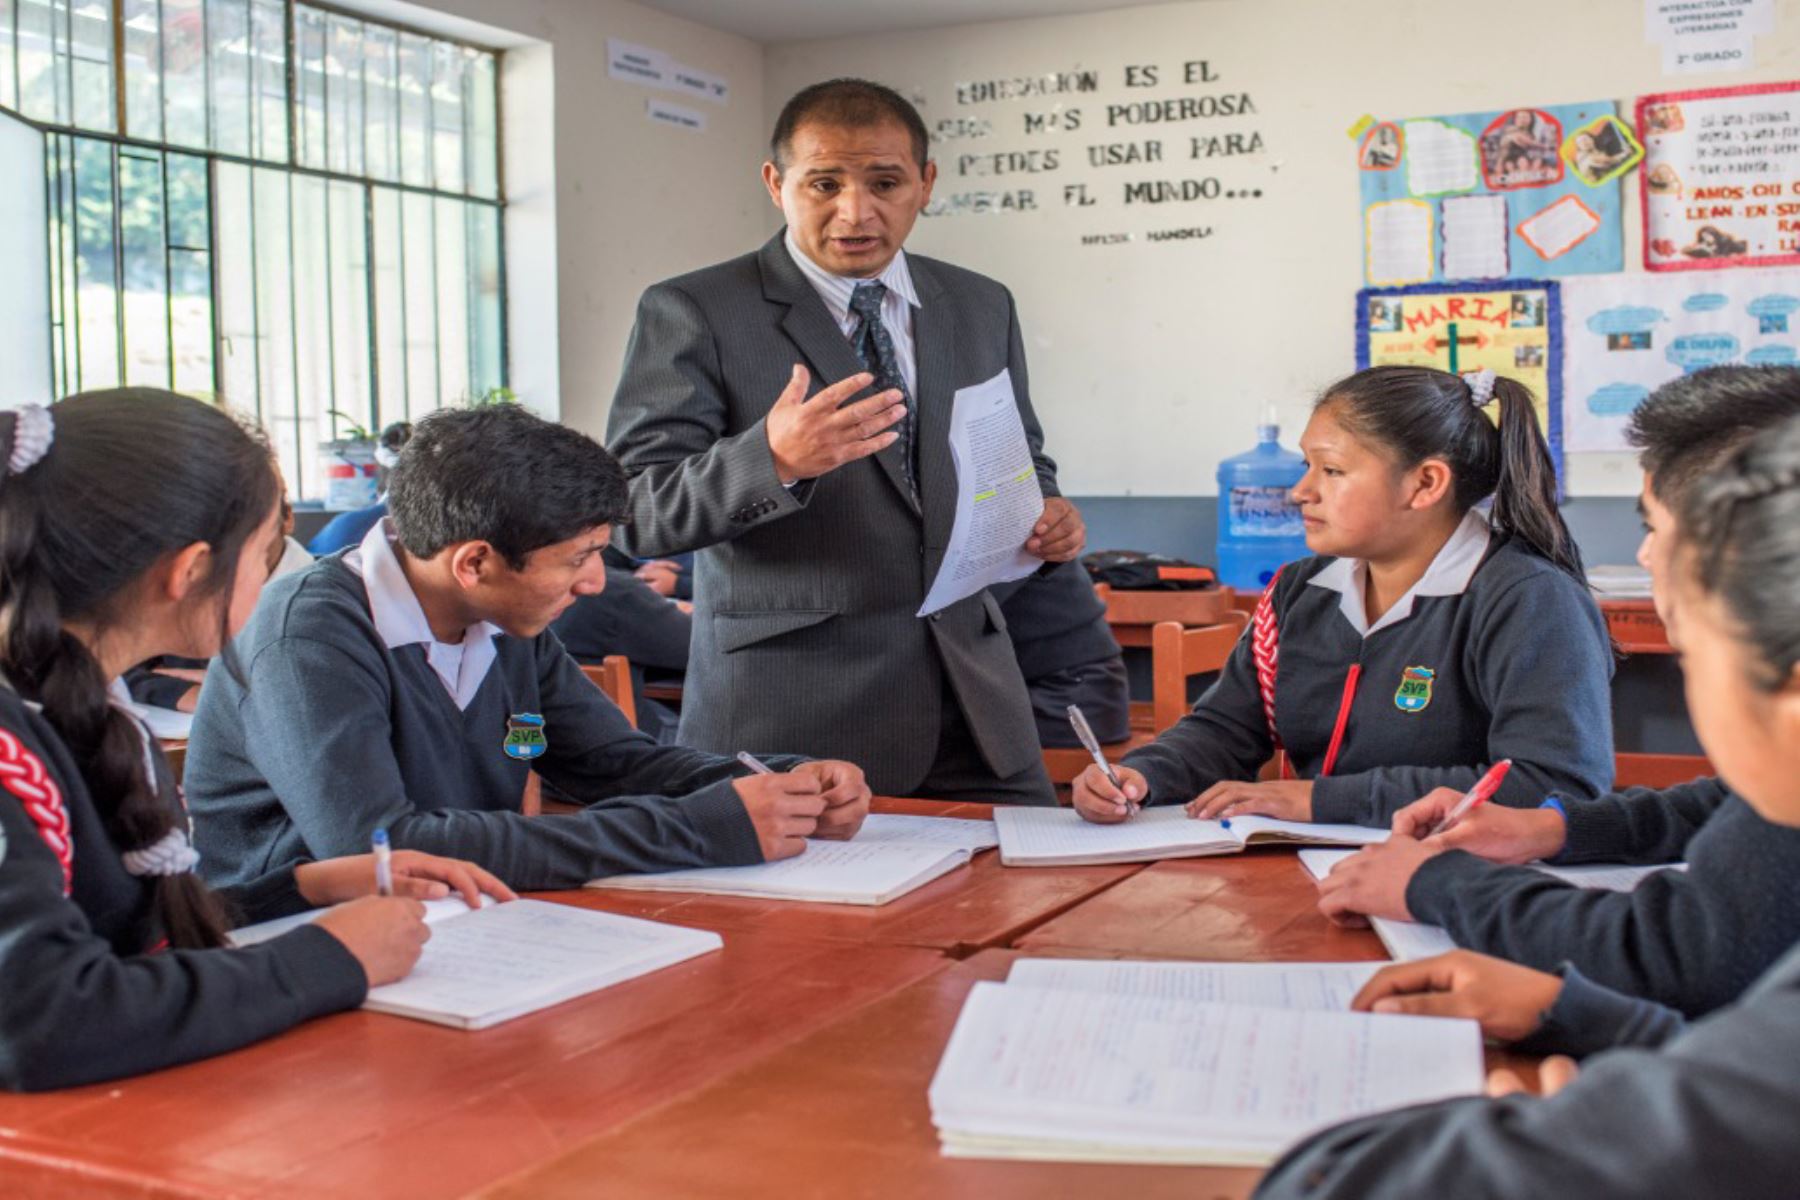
<box><xmin>929</xmin><ymin>982</ymin><xmax>1482</xmax><ymax>1163</ymax></box>
<box><xmin>1225</xmin><ymin>816</ymin><xmax>1388</xmax><ymax>847</ymax></box>
<box><xmin>590</xmin><ymin>838</ymin><xmax>967</xmax><ymax>903</ymax></box>
<box><xmin>229</xmin><ymin>895</ymin><xmax>495</xmax><ymax>948</ymax></box>
<box><xmin>363</xmin><ymin>899</ymin><xmax>720</xmax><ymax>1029</ymax></box>
<box><xmin>1006</xmin><ymin>958</ymin><xmax>1384</xmax><ymax>1009</ymax></box>
<box><xmin>852</xmin><ymin>813</ymin><xmax>1000</xmax><ymax>852</ymax></box>
<box><xmin>993</xmin><ymin>806</ymin><xmax>1238</xmax><ymax>865</ymax></box>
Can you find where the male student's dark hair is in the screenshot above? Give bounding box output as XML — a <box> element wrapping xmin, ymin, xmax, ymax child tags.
<box><xmin>1629</xmin><ymin>365</ymin><xmax>1800</xmax><ymax>506</ymax></box>
<box><xmin>386</xmin><ymin>404</ymin><xmax>628</xmax><ymax>569</ymax></box>
<box><xmin>770</xmin><ymin>77</ymin><xmax>929</xmax><ymax>171</ymax></box>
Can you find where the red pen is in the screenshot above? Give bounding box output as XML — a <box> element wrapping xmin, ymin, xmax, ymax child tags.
<box><xmin>1430</xmin><ymin>759</ymin><xmax>1513</xmax><ymax>835</ymax></box>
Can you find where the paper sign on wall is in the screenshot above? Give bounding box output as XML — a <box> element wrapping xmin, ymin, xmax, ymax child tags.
<box><xmin>1644</xmin><ymin>0</ymin><xmax>1774</xmax><ymax>74</ymax></box>
<box><xmin>607</xmin><ymin>38</ymin><xmax>730</xmax><ymax>105</ymax></box>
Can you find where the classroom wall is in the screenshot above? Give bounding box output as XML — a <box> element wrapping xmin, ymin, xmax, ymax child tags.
<box><xmin>350</xmin><ymin>0</ymin><xmax>771</xmax><ymax>434</ymax></box>
<box><xmin>763</xmin><ymin>0</ymin><xmax>1800</xmax><ymax>560</ymax></box>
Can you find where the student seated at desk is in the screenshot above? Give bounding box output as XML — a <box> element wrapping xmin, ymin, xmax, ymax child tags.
<box><xmin>1314</xmin><ymin>366</ymin><xmax>1800</xmax><ymax>1020</ymax></box>
<box><xmin>1073</xmin><ymin>365</ymin><xmax>1612</xmax><ymax>828</ymax></box>
<box><xmin>990</xmin><ymin>560</ymin><xmax>1130</xmax><ymax>748</ymax></box>
<box><xmin>550</xmin><ymin>560</ymin><xmax>692</xmax><ymax>743</ymax></box>
<box><xmin>186</xmin><ymin>404</ymin><xmax>869</xmax><ymax>893</ymax></box>
<box><xmin>1254</xmin><ymin>410</ymin><xmax>1800</xmax><ymax>1200</ymax></box>
<box><xmin>0</xmin><ymin>391</ymin><xmax>511</xmax><ymax>1092</ymax></box>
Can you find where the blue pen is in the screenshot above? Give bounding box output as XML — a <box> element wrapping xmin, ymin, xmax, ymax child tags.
<box><xmin>372</xmin><ymin>828</ymin><xmax>393</xmax><ymax>897</ymax></box>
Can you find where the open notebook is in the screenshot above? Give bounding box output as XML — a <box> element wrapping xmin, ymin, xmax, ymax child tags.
<box><xmin>1298</xmin><ymin>849</ymin><xmax>1690</xmax><ymax>961</ymax></box>
<box><xmin>928</xmin><ymin>975</ymin><xmax>1482</xmax><ymax>1165</ymax></box>
<box><xmin>588</xmin><ymin>812</ymin><xmax>999</xmax><ymax>906</ymax></box>
<box><xmin>993</xmin><ymin>806</ymin><xmax>1385</xmax><ymax>867</ymax></box>
<box><xmin>232</xmin><ymin>897</ymin><xmax>721</xmax><ymax>1030</ymax></box>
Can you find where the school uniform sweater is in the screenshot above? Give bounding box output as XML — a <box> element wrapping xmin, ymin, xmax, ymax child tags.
<box><xmin>1407</xmin><ymin>785</ymin><xmax>1800</xmax><ymax>1017</ymax></box>
<box><xmin>1253</xmin><ymin>939</ymin><xmax>1800</xmax><ymax>1200</ymax></box>
<box><xmin>0</xmin><ymin>688</ymin><xmax>365</xmax><ymax>1092</ymax></box>
<box><xmin>1122</xmin><ymin>518</ymin><xmax>1615</xmax><ymax>825</ymax></box>
<box><xmin>186</xmin><ymin>555</ymin><xmax>787</xmax><ymax>893</ymax></box>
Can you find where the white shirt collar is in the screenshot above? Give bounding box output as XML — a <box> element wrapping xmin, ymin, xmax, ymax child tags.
<box><xmin>1308</xmin><ymin>509</ymin><xmax>1493</xmax><ymax>638</ymax></box>
<box><xmin>343</xmin><ymin>519</ymin><xmax>501</xmax><ymax>710</ymax></box>
<box><xmin>783</xmin><ymin>228</ymin><xmax>921</xmax><ymax>326</ymax></box>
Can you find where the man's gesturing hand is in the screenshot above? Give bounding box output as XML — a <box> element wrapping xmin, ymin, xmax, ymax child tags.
<box><xmin>765</xmin><ymin>364</ymin><xmax>907</xmax><ymax>484</ymax></box>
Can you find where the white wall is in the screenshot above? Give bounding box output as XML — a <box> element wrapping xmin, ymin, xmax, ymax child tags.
<box><xmin>352</xmin><ymin>0</ymin><xmax>771</xmax><ymax>436</ymax></box>
<box><xmin>765</xmin><ymin>0</ymin><xmax>1800</xmax><ymax>497</ymax></box>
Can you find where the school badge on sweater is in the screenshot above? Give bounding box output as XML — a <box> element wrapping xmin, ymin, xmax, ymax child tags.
<box><xmin>1394</xmin><ymin>666</ymin><xmax>1435</xmax><ymax>712</ymax></box>
<box><xmin>503</xmin><ymin>713</ymin><xmax>548</xmax><ymax>760</ymax></box>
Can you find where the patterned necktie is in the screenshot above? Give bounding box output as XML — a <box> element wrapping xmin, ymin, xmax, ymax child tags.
<box><xmin>847</xmin><ymin>281</ymin><xmax>917</xmax><ymax>501</ymax></box>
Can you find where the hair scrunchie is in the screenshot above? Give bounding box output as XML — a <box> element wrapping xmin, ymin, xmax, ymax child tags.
<box><xmin>6</xmin><ymin>404</ymin><xmax>54</xmax><ymax>475</ymax></box>
<box><xmin>1461</xmin><ymin>368</ymin><xmax>1497</xmax><ymax>408</ymax></box>
<box><xmin>121</xmin><ymin>827</ymin><xmax>201</xmax><ymax>877</ymax></box>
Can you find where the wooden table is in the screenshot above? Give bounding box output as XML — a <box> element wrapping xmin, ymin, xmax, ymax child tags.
<box><xmin>479</xmin><ymin>950</ymin><xmax>1267</xmax><ymax>1200</ymax></box>
<box><xmin>1014</xmin><ymin>851</ymin><xmax>1388</xmax><ymax>963</ymax></box>
<box><xmin>568</xmin><ymin>799</ymin><xmax>1146</xmax><ymax>957</ymax></box>
<box><xmin>0</xmin><ymin>933</ymin><xmax>948</xmax><ymax>1199</ymax></box>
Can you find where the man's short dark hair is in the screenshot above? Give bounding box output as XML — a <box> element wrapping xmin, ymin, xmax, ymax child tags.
<box><xmin>387</xmin><ymin>405</ymin><xmax>628</xmax><ymax>569</ymax></box>
<box><xmin>770</xmin><ymin>78</ymin><xmax>929</xmax><ymax>172</ymax></box>
<box><xmin>1628</xmin><ymin>365</ymin><xmax>1800</xmax><ymax>505</ymax></box>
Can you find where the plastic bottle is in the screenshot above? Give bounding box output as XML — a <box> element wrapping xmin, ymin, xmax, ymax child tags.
<box><xmin>1214</xmin><ymin>405</ymin><xmax>1309</xmax><ymax>591</ymax></box>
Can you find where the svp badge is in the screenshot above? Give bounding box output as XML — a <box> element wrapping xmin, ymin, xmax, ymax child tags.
<box><xmin>1394</xmin><ymin>666</ymin><xmax>1435</xmax><ymax>713</ymax></box>
<box><xmin>503</xmin><ymin>713</ymin><xmax>548</xmax><ymax>760</ymax></box>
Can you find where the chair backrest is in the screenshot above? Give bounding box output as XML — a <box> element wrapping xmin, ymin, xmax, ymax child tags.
<box><xmin>579</xmin><ymin>656</ymin><xmax>638</xmax><ymax>730</ymax></box>
<box><xmin>1150</xmin><ymin>612</ymin><xmax>1249</xmax><ymax>735</ymax></box>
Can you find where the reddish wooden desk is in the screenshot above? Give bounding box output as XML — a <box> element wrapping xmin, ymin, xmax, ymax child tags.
<box><xmin>0</xmin><ymin>933</ymin><xmax>946</xmax><ymax>1199</ymax></box>
<box><xmin>1014</xmin><ymin>851</ymin><xmax>1388</xmax><ymax>963</ymax></box>
<box><xmin>480</xmin><ymin>950</ymin><xmax>1265</xmax><ymax>1200</ymax></box>
<box><xmin>569</xmin><ymin>798</ymin><xmax>1146</xmax><ymax>958</ymax></box>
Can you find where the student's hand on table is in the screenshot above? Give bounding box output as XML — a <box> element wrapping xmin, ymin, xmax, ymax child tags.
<box><xmin>1187</xmin><ymin>779</ymin><xmax>1313</xmax><ymax>822</ymax></box>
<box><xmin>1352</xmin><ymin>950</ymin><xmax>1565</xmax><ymax>1043</ymax></box>
<box><xmin>295</xmin><ymin>852</ymin><xmax>518</xmax><ymax>908</ymax></box>
<box><xmin>765</xmin><ymin>366</ymin><xmax>906</xmax><ymax>483</ymax></box>
<box><xmin>1489</xmin><ymin>1056</ymin><xmax>1579</xmax><ymax>1099</ymax></box>
<box><xmin>1072</xmin><ymin>764</ymin><xmax>1148</xmax><ymax>824</ymax></box>
<box><xmin>1026</xmin><ymin>497</ymin><xmax>1085</xmax><ymax>561</ymax></box>
<box><xmin>634</xmin><ymin>561</ymin><xmax>681</xmax><ymax>597</ymax></box>
<box><xmin>174</xmin><ymin>685</ymin><xmax>201</xmax><ymax>713</ymax></box>
<box><xmin>1314</xmin><ymin>836</ymin><xmax>1441</xmax><ymax>923</ymax></box>
<box><xmin>673</xmin><ymin>600</ymin><xmax>694</xmax><ymax>615</ymax></box>
<box><xmin>733</xmin><ymin>771</ymin><xmax>828</xmax><ymax>861</ymax></box>
<box><xmin>313</xmin><ymin>896</ymin><xmax>431</xmax><ymax>987</ymax></box>
<box><xmin>1392</xmin><ymin>787</ymin><xmax>1568</xmax><ymax>864</ymax></box>
<box><xmin>793</xmin><ymin>760</ymin><xmax>872</xmax><ymax>840</ymax></box>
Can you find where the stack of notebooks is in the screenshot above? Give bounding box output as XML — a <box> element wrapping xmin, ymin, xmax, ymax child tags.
<box><xmin>928</xmin><ymin>957</ymin><xmax>1484</xmax><ymax>1165</ymax></box>
<box><xmin>232</xmin><ymin>897</ymin><xmax>721</xmax><ymax>1029</ymax></box>
<box><xmin>1299</xmin><ymin>850</ymin><xmax>1690</xmax><ymax>960</ymax></box>
<box><xmin>589</xmin><ymin>812</ymin><xmax>1000</xmax><ymax>905</ymax></box>
<box><xmin>992</xmin><ymin>805</ymin><xmax>1386</xmax><ymax>867</ymax></box>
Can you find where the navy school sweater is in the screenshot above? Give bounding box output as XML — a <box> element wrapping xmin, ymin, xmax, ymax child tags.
<box><xmin>186</xmin><ymin>557</ymin><xmax>788</xmax><ymax>892</ymax></box>
<box><xmin>0</xmin><ymin>687</ymin><xmax>365</xmax><ymax>1091</ymax></box>
<box><xmin>1121</xmin><ymin>535</ymin><xmax>1615</xmax><ymax>825</ymax></box>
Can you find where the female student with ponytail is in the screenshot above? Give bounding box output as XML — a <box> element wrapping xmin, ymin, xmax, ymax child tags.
<box><xmin>1074</xmin><ymin>365</ymin><xmax>1612</xmax><ymax>828</ymax></box>
<box><xmin>0</xmin><ymin>389</ymin><xmax>511</xmax><ymax>1092</ymax></box>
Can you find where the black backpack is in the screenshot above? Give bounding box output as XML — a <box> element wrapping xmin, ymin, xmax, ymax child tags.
<box><xmin>1081</xmin><ymin>550</ymin><xmax>1218</xmax><ymax>591</ymax></box>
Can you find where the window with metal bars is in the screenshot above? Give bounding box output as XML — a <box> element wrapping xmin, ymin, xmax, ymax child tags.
<box><xmin>2</xmin><ymin>0</ymin><xmax>505</xmax><ymax>500</ymax></box>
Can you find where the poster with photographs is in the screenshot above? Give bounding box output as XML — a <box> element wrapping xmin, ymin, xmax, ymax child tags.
<box><xmin>1357</xmin><ymin>280</ymin><xmax>1563</xmax><ymax>477</ymax></box>
<box><xmin>1358</xmin><ymin>101</ymin><xmax>1627</xmax><ymax>286</ymax></box>
<box><xmin>1562</xmin><ymin>268</ymin><xmax>1800</xmax><ymax>452</ymax></box>
<box><xmin>1637</xmin><ymin>82</ymin><xmax>1800</xmax><ymax>272</ymax></box>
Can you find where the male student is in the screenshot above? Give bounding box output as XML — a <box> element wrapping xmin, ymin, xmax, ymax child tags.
<box><xmin>606</xmin><ymin>78</ymin><xmax>1083</xmax><ymax>804</ymax></box>
<box><xmin>1315</xmin><ymin>365</ymin><xmax>1800</xmax><ymax>1017</ymax></box>
<box><xmin>186</xmin><ymin>405</ymin><xmax>870</xmax><ymax>891</ymax></box>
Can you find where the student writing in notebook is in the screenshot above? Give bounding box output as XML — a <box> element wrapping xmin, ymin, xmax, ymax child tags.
<box><xmin>0</xmin><ymin>391</ymin><xmax>512</xmax><ymax>1091</ymax></box>
<box><xmin>186</xmin><ymin>405</ymin><xmax>869</xmax><ymax>892</ymax></box>
<box><xmin>1312</xmin><ymin>366</ymin><xmax>1800</xmax><ymax>1019</ymax></box>
<box><xmin>1254</xmin><ymin>409</ymin><xmax>1800</xmax><ymax>1200</ymax></box>
<box><xmin>1073</xmin><ymin>365</ymin><xmax>1611</xmax><ymax>828</ymax></box>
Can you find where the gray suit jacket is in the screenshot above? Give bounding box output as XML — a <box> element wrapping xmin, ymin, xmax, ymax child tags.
<box><xmin>606</xmin><ymin>232</ymin><xmax>1058</xmax><ymax>793</ymax></box>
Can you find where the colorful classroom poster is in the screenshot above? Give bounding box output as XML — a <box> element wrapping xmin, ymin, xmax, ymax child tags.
<box><xmin>1358</xmin><ymin>102</ymin><xmax>1626</xmax><ymax>285</ymax></box>
<box><xmin>1357</xmin><ymin>280</ymin><xmax>1563</xmax><ymax>477</ymax></box>
<box><xmin>1638</xmin><ymin>82</ymin><xmax>1800</xmax><ymax>272</ymax></box>
<box><xmin>1562</xmin><ymin>268</ymin><xmax>1800</xmax><ymax>452</ymax></box>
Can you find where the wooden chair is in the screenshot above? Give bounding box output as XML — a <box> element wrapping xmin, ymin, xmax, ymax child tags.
<box><xmin>1094</xmin><ymin>582</ymin><xmax>1238</xmax><ymax>648</ymax></box>
<box><xmin>1150</xmin><ymin>612</ymin><xmax>1249</xmax><ymax>735</ymax></box>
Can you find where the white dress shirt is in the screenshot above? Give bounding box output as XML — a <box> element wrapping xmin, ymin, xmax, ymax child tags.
<box><xmin>1306</xmin><ymin>509</ymin><xmax>1494</xmax><ymax>638</ymax></box>
<box><xmin>344</xmin><ymin>519</ymin><xmax>501</xmax><ymax>710</ymax></box>
<box><xmin>783</xmin><ymin>228</ymin><xmax>922</xmax><ymax>399</ymax></box>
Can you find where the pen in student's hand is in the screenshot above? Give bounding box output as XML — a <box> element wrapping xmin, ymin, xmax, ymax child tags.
<box><xmin>736</xmin><ymin>751</ymin><xmax>775</xmax><ymax>775</ymax></box>
<box><xmin>1066</xmin><ymin>705</ymin><xmax>1131</xmax><ymax>809</ymax></box>
<box><xmin>372</xmin><ymin>827</ymin><xmax>394</xmax><ymax>897</ymax></box>
<box><xmin>1430</xmin><ymin>759</ymin><xmax>1513</xmax><ymax>836</ymax></box>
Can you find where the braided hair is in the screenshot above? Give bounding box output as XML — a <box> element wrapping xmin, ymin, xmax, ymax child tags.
<box><xmin>1677</xmin><ymin>412</ymin><xmax>1800</xmax><ymax>692</ymax></box>
<box><xmin>0</xmin><ymin>390</ymin><xmax>280</xmax><ymax>947</ymax></box>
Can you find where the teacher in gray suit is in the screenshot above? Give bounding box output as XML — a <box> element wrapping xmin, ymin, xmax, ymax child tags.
<box><xmin>606</xmin><ymin>78</ymin><xmax>1085</xmax><ymax>805</ymax></box>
